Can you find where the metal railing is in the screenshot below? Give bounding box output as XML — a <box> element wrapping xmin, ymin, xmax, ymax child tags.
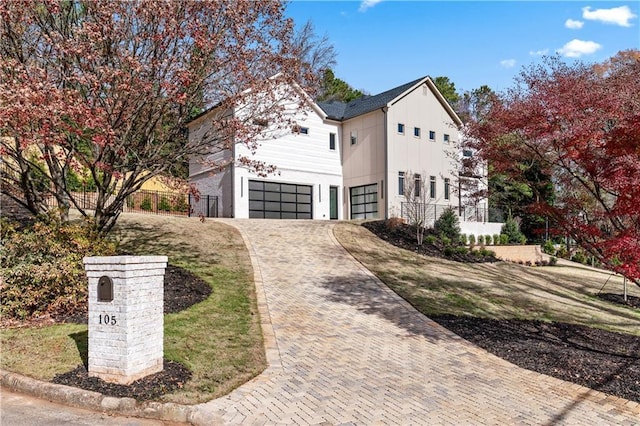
<box><xmin>42</xmin><ymin>189</ymin><xmax>218</xmax><ymax>218</ymax></box>
<box><xmin>401</xmin><ymin>202</ymin><xmax>503</xmax><ymax>225</ymax></box>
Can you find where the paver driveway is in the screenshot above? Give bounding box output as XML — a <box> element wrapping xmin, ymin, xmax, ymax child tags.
<box><xmin>192</xmin><ymin>220</ymin><xmax>639</xmax><ymax>425</ymax></box>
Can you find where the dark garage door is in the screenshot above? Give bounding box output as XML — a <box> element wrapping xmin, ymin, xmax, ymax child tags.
<box><xmin>350</xmin><ymin>183</ymin><xmax>378</xmax><ymax>219</ymax></box>
<box><xmin>248</xmin><ymin>180</ymin><xmax>313</xmax><ymax>219</ymax></box>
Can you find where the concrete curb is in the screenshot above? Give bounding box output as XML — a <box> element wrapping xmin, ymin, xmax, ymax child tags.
<box><xmin>0</xmin><ymin>369</ymin><xmax>199</xmax><ymax>423</ymax></box>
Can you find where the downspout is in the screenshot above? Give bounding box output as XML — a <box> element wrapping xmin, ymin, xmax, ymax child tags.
<box><xmin>382</xmin><ymin>106</ymin><xmax>389</xmax><ymax>219</ymax></box>
<box><xmin>230</xmin><ymin>133</ymin><xmax>235</xmax><ymax>218</ymax></box>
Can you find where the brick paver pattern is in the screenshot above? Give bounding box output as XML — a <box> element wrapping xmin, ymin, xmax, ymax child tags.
<box><xmin>195</xmin><ymin>220</ymin><xmax>640</xmax><ymax>425</ymax></box>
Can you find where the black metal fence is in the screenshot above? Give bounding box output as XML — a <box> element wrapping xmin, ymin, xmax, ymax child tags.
<box><xmin>401</xmin><ymin>202</ymin><xmax>503</xmax><ymax>225</ymax></box>
<box><xmin>44</xmin><ymin>189</ymin><xmax>218</xmax><ymax>218</ymax></box>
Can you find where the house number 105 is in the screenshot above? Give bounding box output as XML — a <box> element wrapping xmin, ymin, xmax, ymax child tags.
<box><xmin>98</xmin><ymin>314</ymin><xmax>117</xmax><ymax>325</ymax></box>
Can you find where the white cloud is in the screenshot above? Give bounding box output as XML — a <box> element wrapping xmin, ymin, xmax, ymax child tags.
<box><xmin>529</xmin><ymin>49</ymin><xmax>549</xmax><ymax>56</ymax></box>
<box><xmin>565</xmin><ymin>19</ymin><xmax>584</xmax><ymax>29</ymax></box>
<box><xmin>500</xmin><ymin>59</ymin><xmax>517</xmax><ymax>68</ymax></box>
<box><xmin>359</xmin><ymin>0</ymin><xmax>383</xmax><ymax>12</ymax></box>
<box><xmin>582</xmin><ymin>6</ymin><xmax>637</xmax><ymax>27</ymax></box>
<box><xmin>557</xmin><ymin>39</ymin><xmax>602</xmax><ymax>57</ymax></box>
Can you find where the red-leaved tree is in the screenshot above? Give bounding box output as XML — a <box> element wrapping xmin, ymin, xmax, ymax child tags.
<box><xmin>0</xmin><ymin>0</ymin><xmax>312</xmax><ymax>232</ymax></box>
<box><xmin>465</xmin><ymin>52</ymin><xmax>640</xmax><ymax>284</ymax></box>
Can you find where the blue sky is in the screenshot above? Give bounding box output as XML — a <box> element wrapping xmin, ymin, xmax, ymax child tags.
<box><xmin>285</xmin><ymin>1</ymin><xmax>640</xmax><ymax>95</ymax></box>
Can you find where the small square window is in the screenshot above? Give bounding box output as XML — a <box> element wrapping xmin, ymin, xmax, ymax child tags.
<box><xmin>397</xmin><ymin>123</ymin><xmax>405</xmax><ymax>134</ymax></box>
<box><xmin>414</xmin><ymin>127</ymin><xmax>421</xmax><ymax>138</ymax></box>
<box><xmin>329</xmin><ymin>133</ymin><xmax>336</xmax><ymax>150</ymax></box>
<box><xmin>292</xmin><ymin>125</ymin><xmax>309</xmax><ymax>135</ymax></box>
<box><xmin>444</xmin><ymin>134</ymin><xmax>450</xmax><ymax>144</ymax></box>
<box><xmin>463</xmin><ymin>149</ymin><xmax>473</xmax><ymax>158</ymax></box>
<box><xmin>350</xmin><ymin>131</ymin><xmax>357</xmax><ymax>145</ymax></box>
<box><xmin>429</xmin><ymin>131</ymin><xmax>436</xmax><ymax>141</ymax></box>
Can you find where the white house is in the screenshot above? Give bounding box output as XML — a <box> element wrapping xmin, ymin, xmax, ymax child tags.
<box><xmin>188</xmin><ymin>76</ymin><xmax>499</xmax><ymax>234</ymax></box>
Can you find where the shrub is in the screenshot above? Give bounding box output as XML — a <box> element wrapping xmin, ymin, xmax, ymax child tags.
<box><xmin>140</xmin><ymin>196</ymin><xmax>153</xmax><ymax>211</ymax></box>
<box><xmin>477</xmin><ymin>235</ymin><xmax>485</xmax><ymax>245</ymax></box>
<box><xmin>386</xmin><ymin>217</ymin><xmax>404</xmax><ymax>229</ymax></box>
<box><xmin>571</xmin><ymin>251</ymin><xmax>587</xmax><ymax>264</ymax></box>
<box><xmin>443</xmin><ymin>246</ymin><xmax>455</xmax><ymax>256</ymax></box>
<box><xmin>493</xmin><ymin>234</ymin><xmax>500</xmax><ymax>246</ymax></box>
<box><xmin>501</xmin><ymin>216</ymin><xmax>526</xmax><ymax>244</ymax></box>
<box><xmin>455</xmin><ymin>246</ymin><xmax>470</xmax><ymax>255</ymax></box>
<box><xmin>499</xmin><ymin>234</ymin><xmax>509</xmax><ymax>245</ymax></box>
<box><xmin>556</xmin><ymin>245</ymin><xmax>568</xmax><ymax>258</ymax></box>
<box><xmin>1</xmin><ymin>218</ymin><xmax>116</xmax><ymax>321</ymax></box>
<box><xmin>485</xmin><ymin>234</ymin><xmax>493</xmax><ymax>245</ymax></box>
<box><xmin>425</xmin><ymin>235</ymin><xmax>437</xmax><ymax>245</ymax></box>
<box><xmin>479</xmin><ymin>248</ymin><xmax>496</xmax><ymax>257</ymax></box>
<box><xmin>126</xmin><ymin>195</ymin><xmax>135</xmax><ymax>209</ymax></box>
<box><xmin>158</xmin><ymin>196</ymin><xmax>172</xmax><ymax>212</ymax></box>
<box><xmin>459</xmin><ymin>234</ymin><xmax>468</xmax><ymax>245</ymax></box>
<box><xmin>549</xmin><ymin>256</ymin><xmax>558</xmax><ymax>266</ymax></box>
<box><xmin>468</xmin><ymin>234</ymin><xmax>476</xmax><ymax>245</ymax></box>
<box><xmin>173</xmin><ymin>195</ymin><xmax>190</xmax><ymax>213</ymax></box>
<box><xmin>440</xmin><ymin>235</ymin><xmax>452</xmax><ymax>247</ymax></box>
<box><xmin>434</xmin><ymin>207</ymin><xmax>461</xmax><ymax>242</ymax></box>
<box><xmin>542</xmin><ymin>239</ymin><xmax>556</xmax><ymax>255</ymax></box>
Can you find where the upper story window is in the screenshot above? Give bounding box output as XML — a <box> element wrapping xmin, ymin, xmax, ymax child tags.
<box><xmin>462</xmin><ymin>149</ymin><xmax>473</xmax><ymax>158</ymax></box>
<box><xmin>429</xmin><ymin>130</ymin><xmax>436</xmax><ymax>141</ymax></box>
<box><xmin>397</xmin><ymin>123</ymin><xmax>405</xmax><ymax>134</ymax></box>
<box><xmin>350</xmin><ymin>130</ymin><xmax>358</xmax><ymax>145</ymax></box>
<box><xmin>414</xmin><ymin>127</ymin><xmax>421</xmax><ymax>138</ymax></box>
<box><xmin>292</xmin><ymin>125</ymin><xmax>309</xmax><ymax>135</ymax></box>
<box><xmin>329</xmin><ymin>133</ymin><xmax>336</xmax><ymax>150</ymax></box>
<box><xmin>398</xmin><ymin>172</ymin><xmax>405</xmax><ymax>195</ymax></box>
<box><xmin>443</xmin><ymin>134</ymin><xmax>450</xmax><ymax>144</ymax></box>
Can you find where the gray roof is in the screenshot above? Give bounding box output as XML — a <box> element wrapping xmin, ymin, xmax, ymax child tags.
<box><xmin>317</xmin><ymin>76</ymin><xmax>427</xmax><ymax>121</ymax></box>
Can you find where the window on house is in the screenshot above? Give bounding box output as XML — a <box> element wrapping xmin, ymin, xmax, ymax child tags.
<box><xmin>444</xmin><ymin>134</ymin><xmax>450</xmax><ymax>144</ymax></box>
<box><xmin>414</xmin><ymin>174</ymin><xmax>421</xmax><ymax>198</ymax></box>
<box><xmin>444</xmin><ymin>178</ymin><xmax>450</xmax><ymax>200</ymax></box>
<box><xmin>414</xmin><ymin>127</ymin><xmax>421</xmax><ymax>138</ymax></box>
<box><xmin>397</xmin><ymin>123</ymin><xmax>405</xmax><ymax>134</ymax></box>
<box><xmin>462</xmin><ymin>149</ymin><xmax>473</xmax><ymax>158</ymax></box>
<box><xmin>398</xmin><ymin>172</ymin><xmax>405</xmax><ymax>195</ymax></box>
<box><xmin>429</xmin><ymin>176</ymin><xmax>436</xmax><ymax>199</ymax></box>
<box><xmin>429</xmin><ymin>131</ymin><xmax>436</xmax><ymax>141</ymax></box>
<box><xmin>292</xmin><ymin>125</ymin><xmax>309</xmax><ymax>135</ymax></box>
<box><xmin>329</xmin><ymin>133</ymin><xmax>336</xmax><ymax>150</ymax></box>
<box><xmin>350</xmin><ymin>131</ymin><xmax>357</xmax><ymax>145</ymax></box>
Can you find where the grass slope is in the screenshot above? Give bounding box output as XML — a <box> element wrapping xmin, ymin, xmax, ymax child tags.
<box><xmin>333</xmin><ymin>222</ymin><xmax>640</xmax><ymax>336</ymax></box>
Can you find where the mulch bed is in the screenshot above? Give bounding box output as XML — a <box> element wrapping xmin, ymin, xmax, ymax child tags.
<box><xmin>432</xmin><ymin>316</ymin><xmax>639</xmax><ymax>403</ymax></box>
<box><xmin>362</xmin><ymin>219</ymin><xmax>498</xmax><ymax>263</ymax></box>
<box><xmin>51</xmin><ymin>264</ymin><xmax>211</xmax><ymax>400</ymax></box>
<box><xmin>362</xmin><ymin>221</ymin><xmax>640</xmax><ymax>404</ymax></box>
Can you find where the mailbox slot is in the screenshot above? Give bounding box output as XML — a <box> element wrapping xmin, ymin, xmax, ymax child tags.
<box><xmin>98</xmin><ymin>276</ymin><xmax>113</xmax><ymax>302</ymax></box>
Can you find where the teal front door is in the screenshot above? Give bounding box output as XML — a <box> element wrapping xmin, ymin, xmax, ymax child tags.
<box><xmin>329</xmin><ymin>186</ymin><xmax>338</xmax><ymax>220</ymax></box>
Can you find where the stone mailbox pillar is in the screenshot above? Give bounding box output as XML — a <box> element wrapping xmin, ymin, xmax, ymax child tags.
<box><xmin>83</xmin><ymin>255</ymin><xmax>167</xmax><ymax>385</ymax></box>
